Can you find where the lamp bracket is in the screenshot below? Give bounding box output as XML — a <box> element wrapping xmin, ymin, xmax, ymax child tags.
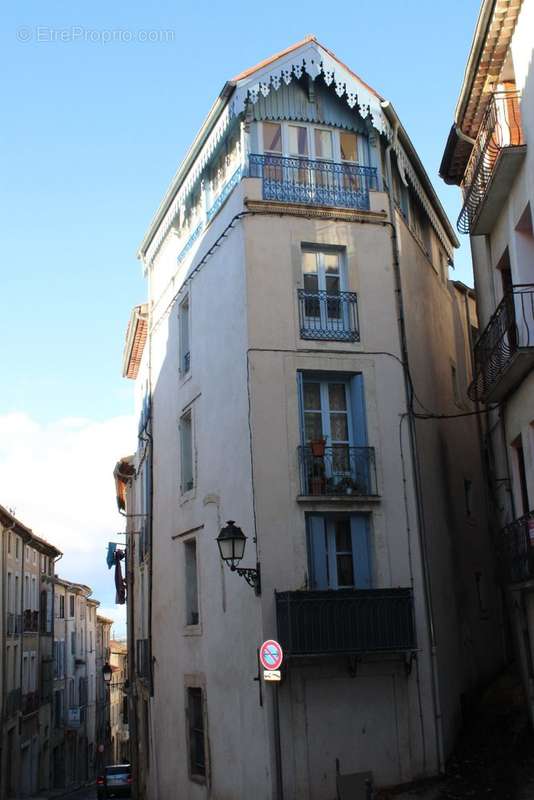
<box><xmin>232</xmin><ymin>562</ymin><xmax>261</xmax><ymax>595</ymax></box>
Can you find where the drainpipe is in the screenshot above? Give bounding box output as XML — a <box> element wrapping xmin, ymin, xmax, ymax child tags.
<box><xmin>382</xmin><ymin>103</ymin><xmax>446</xmax><ymax>775</ymax></box>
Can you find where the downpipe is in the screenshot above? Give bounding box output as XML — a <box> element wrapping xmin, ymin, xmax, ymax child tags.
<box><xmin>383</xmin><ymin>112</ymin><xmax>446</xmax><ymax>775</ymax></box>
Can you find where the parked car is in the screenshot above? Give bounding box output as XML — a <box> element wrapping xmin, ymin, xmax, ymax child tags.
<box><xmin>97</xmin><ymin>764</ymin><xmax>132</xmax><ymax>798</ymax></box>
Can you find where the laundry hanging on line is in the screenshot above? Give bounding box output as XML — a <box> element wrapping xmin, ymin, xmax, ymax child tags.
<box><xmin>114</xmin><ymin>549</ymin><xmax>126</xmax><ymax>605</ymax></box>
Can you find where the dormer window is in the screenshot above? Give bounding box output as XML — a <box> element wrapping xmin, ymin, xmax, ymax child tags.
<box><xmin>260</xmin><ymin>122</ymin><xmax>366</xmax><ymax>166</ymax></box>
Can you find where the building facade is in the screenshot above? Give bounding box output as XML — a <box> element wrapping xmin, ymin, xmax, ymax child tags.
<box><xmin>440</xmin><ymin>0</ymin><xmax>534</xmax><ymax>722</ymax></box>
<box><xmin>120</xmin><ymin>37</ymin><xmax>506</xmax><ymax>798</ymax></box>
<box><xmin>1</xmin><ymin>505</ymin><xmax>60</xmax><ymax>799</ymax></box>
<box><xmin>109</xmin><ymin>640</ymin><xmax>129</xmax><ymax>764</ymax></box>
<box><xmin>96</xmin><ymin>614</ymin><xmax>113</xmax><ymax>773</ymax></box>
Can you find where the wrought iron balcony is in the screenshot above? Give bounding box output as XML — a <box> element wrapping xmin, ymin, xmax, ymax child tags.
<box><xmin>276</xmin><ymin>588</ymin><xmax>415</xmax><ymax>658</ymax></box>
<box><xmin>499</xmin><ymin>510</ymin><xmax>534</xmax><ymax>584</ymax></box>
<box><xmin>298</xmin><ymin>289</ymin><xmax>359</xmax><ymax>341</ymax></box>
<box><xmin>23</xmin><ymin>609</ymin><xmax>39</xmax><ymax>632</ymax></box>
<box><xmin>136</xmin><ymin>638</ymin><xmax>150</xmax><ymax>681</ymax></box>
<box><xmin>298</xmin><ymin>445</ymin><xmax>378</xmax><ymax>498</ymax></box>
<box><xmin>249</xmin><ymin>153</ymin><xmax>377</xmax><ymax>211</ymax></box>
<box><xmin>469</xmin><ymin>285</ymin><xmax>534</xmax><ymax>403</ymax></box>
<box><xmin>458</xmin><ymin>91</ymin><xmax>525</xmax><ymax>235</ymax></box>
<box><xmin>6</xmin><ymin>688</ymin><xmax>21</xmax><ymax>717</ymax></box>
<box><xmin>22</xmin><ymin>690</ymin><xmax>40</xmax><ymax>716</ymax></box>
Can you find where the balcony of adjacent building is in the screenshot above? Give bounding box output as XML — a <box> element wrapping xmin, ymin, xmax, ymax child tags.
<box><xmin>468</xmin><ymin>284</ymin><xmax>534</xmax><ymax>403</ymax></box>
<box><xmin>457</xmin><ymin>90</ymin><xmax>526</xmax><ymax>236</ymax></box>
<box><xmin>22</xmin><ymin>690</ymin><xmax>40</xmax><ymax>717</ymax></box>
<box><xmin>498</xmin><ymin>510</ymin><xmax>534</xmax><ymax>585</ymax></box>
<box><xmin>276</xmin><ymin>588</ymin><xmax>415</xmax><ymax>659</ymax></box>
<box><xmin>249</xmin><ymin>153</ymin><xmax>378</xmax><ymax>213</ymax></box>
<box><xmin>23</xmin><ymin>609</ymin><xmax>39</xmax><ymax>633</ymax></box>
<box><xmin>298</xmin><ymin>444</ymin><xmax>378</xmax><ymax>501</ymax></box>
<box><xmin>5</xmin><ymin>687</ymin><xmax>22</xmax><ymax>718</ymax></box>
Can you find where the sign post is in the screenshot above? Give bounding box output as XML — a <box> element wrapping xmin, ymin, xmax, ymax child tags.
<box><xmin>260</xmin><ymin>640</ymin><xmax>284</xmax><ymax>800</ymax></box>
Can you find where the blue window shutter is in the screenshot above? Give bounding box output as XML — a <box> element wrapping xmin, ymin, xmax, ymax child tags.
<box><xmin>349</xmin><ymin>374</ymin><xmax>367</xmax><ymax>446</ymax></box>
<box><xmin>350</xmin><ymin>515</ymin><xmax>372</xmax><ymax>588</ymax></box>
<box><xmin>307</xmin><ymin>515</ymin><xmax>328</xmax><ymax>589</ymax></box>
<box><xmin>296</xmin><ymin>372</ymin><xmax>306</xmax><ymax>445</ymax></box>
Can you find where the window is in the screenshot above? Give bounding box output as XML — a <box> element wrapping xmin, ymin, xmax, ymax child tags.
<box><xmin>187</xmin><ymin>687</ymin><xmax>206</xmax><ymax>780</ymax></box>
<box><xmin>8</xmin><ymin>532</ymin><xmax>11</xmax><ymax>554</ymax></box>
<box><xmin>54</xmin><ymin>689</ymin><xmax>64</xmax><ymax>728</ymax></box>
<box><xmin>59</xmin><ymin>595</ymin><xmax>65</xmax><ymax>619</ymax></box>
<box><xmin>69</xmin><ymin>595</ymin><xmax>74</xmax><ymax>618</ymax></box>
<box><xmin>263</xmin><ymin>122</ymin><xmax>282</xmax><ymax>154</ymax></box>
<box><xmin>180</xmin><ymin>411</ymin><xmax>194</xmax><ymax>493</ymax></box>
<box><xmin>300</xmin><ymin>248</ymin><xmax>358</xmax><ymax>341</ymax></box>
<box><xmin>71</xmin><ymin>631</ymin><xmax>76</xmax><ymax>655</ymax></box>
<box><xmin>15</xmin><ymin>537</ymin><xmax>20</xmax><ymax>560</ymax></box>
<box><xmin>179</xmin><ymin>296</ymin><xmax>191</xmax><ymax>375</ymax></box>
<box><xmin>185</xmin><ymin>540</ymin><xmax>199</xmax><ymax>626</ymax></box>
<box><xmin>307</xmin><ymin>514</ymin><xmax>371</xmax><ymax>590</ymax></box>
<box><xmin>512</xmin><ymin>435</ymin><xmax>530</xmax><ymax>516</ymax></box>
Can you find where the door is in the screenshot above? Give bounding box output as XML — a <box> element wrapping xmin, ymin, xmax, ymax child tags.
<box><xmin>301</xmin><ymin>250</ymin><xmax>347</xmax><ymax>337</ymax></box>
<box><xmin>302</xmin><ymin>379</ymin><xmax>353</xmax><ymax>486</ymax></box>
<box><xmin>308</xmin><ymin>514</ymin><xmax>371</xmax><ymax>590</ymax></box>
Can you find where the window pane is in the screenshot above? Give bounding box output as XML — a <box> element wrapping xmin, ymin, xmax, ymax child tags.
<box><xmin>335</xmin><ymin>520</ymin><xmax>352</xmax><ymax>551</ymax></box>
<box><xmin>330</xmin><ymin>414</ymin><xmax>348</xmax><ymax>441</ymax></box>
<box><xmin>325</xmin><ymin>275</ymin><xmax>340</xmax><ymax>294</ymax></box>
<box><xmin>303</xmin><ymin>274</ymin><xmax>319</xmax><ymax>293</ymax></box>
<box><xmin>305</xmin><ymin>414</ymin><xmax>323</xmax><ymax>442</ymax></box>
<box><xmin>302</xmin><ymin>251</ymin><xmax>318</xmax><ymax>274</ymax></box>
<box><xmin>324</xmin><ymin>253</ymin><xmax>340</xmax><ymax>274</ymax></box>
<box><xmin>289</xmin><ymin>125</ymin><xmax>308</xmax><ymax>156</ymax></box>
<box><xmin>328</xmin><ymin>384</ymin><xmax>347</xmax><ymax>411</ymax></box>
<box><xmin>303</xmin><ymin>383</ymin><xmax>321</xmax><ymax>410</ymax></box>
<box><xmin>340</xmin><ymin>132</ymin><xmax>358</xmax><ymax>162</ymax></box>
<box><xmin>337</xmin><ymin>554</ymin><xmax>354</xmax><ymax>586</ymax></box>
<box><xmin>314</xmin><ymin>129</ymin><xmax>333</xmax><ymax>160</ymax></box>
<box><xmin>263</xmin><ymin>122</ymin><xmax>282</xmax><ymax>153</ymax></box>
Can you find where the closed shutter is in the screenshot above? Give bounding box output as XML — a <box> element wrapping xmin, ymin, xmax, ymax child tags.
<box><xmin>307</xmin><ymin>515</ymin><xmax>328</xmax><ymax>589</ymax></box>
<box><xmin>350</xmin><ymin>514</ymin><xmax>372</xmax><ymax>588</ymax></box>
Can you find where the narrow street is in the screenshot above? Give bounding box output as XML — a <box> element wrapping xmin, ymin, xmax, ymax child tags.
<box><xmin>31</xmin><ymin>787</ymin><xmax>97</xmax><ymax>800</ymax></box>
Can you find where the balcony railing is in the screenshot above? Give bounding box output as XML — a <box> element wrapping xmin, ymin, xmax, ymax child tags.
<box><xmin>23</xmin><ymin>609</ymin><xmax>39</xmax><ymax>632</ymax></box>
<box><xmin>458</xmin><ymin>90</ymin><xmax>524</xmax><ymax>234</ymax></box>
<box><xmin>22</xmin><ymin>691</ymin><xmax>40</xmax><ymax>716</ymax></box>
<box><xmin>276</xmin><ymin>588</ymin><xmax>415</xmax><ymax>657</ymax></box>
<box><xmin>6</xmin><ymin>688</ymin><xmax>22</xmax><ymax>717</ymax></box>
<box><xmin>298</xmin><ymin>289</ymin><xmax>359</xmax><ymax>341</ymax></box>
<box><xmin>249</xmin><ymin>153</ymin><xmax>377</xmax><ymax>211</ymax></box>
<box><xmin>298</xmin><ymin>445</ymin><xmax>378</xmax><ymax>497</ymax></box>
<box><xmin>499</xmin><ymin>510</ymin><xmax>534</xmax><ymax>584</ymax></box>
<box><xmin>469</xmin><ymin>285</ymin><xmax>534</xmax><ymax>402</ymax></box>
<box><xmin>136</xmin><ymin>638</ymin><xmax>150</xmax><ymax>681</ymax></box>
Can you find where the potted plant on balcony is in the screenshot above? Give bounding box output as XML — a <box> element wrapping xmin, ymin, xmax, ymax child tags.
<box><xmin>310</xmin><ymin>437</ymin><xmax>326</xmax><ymax>457</ymax></box>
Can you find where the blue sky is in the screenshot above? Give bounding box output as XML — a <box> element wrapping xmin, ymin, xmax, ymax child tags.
<box><xmin>1</xmin><ymin>0</ymin><xmax>479</xmax><ymax>424</ymax></box>
<box><xmin>0</xmin><ymin>0</ymin><xmax>480</xmax><ymax>621</ymax></box>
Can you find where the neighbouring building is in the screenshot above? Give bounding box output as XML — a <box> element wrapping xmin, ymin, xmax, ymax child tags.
<box><xmin>440</xmin><ymin>0</ymin><xmax>534</xmax><ymax>722</ymax></box>
<box><xmin>1</xmin><ymin>505</ymin><xmax>61</xmax><ymax>798</ymax></box>
<box><xmin>118</xmin><ymin>37</ymin><xmax>507</xmax><ymax>798</ymax></box>
<box><xmin>109</xmin><ymin>640</ymin><xmax>129</xmax><ymax>764</ymax></box>
<box><xmin>96</xmin><ymin>614</ymin><xmax>113</xmax><ymax>772</ymax></box>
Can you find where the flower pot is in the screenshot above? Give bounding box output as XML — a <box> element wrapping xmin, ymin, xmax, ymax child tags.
<box><xmin>310</xmin><ymin>438</ymin><xmax>326</xmax><ymax>457</ymax></box>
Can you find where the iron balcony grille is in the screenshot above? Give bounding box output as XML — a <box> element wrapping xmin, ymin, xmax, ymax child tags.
<box><xmin>499</xmin><ymin>510</ymin><xmax>534</xmax><ymax>584</ymax></box>
<box><xmin>298</xmin><ymin>289</ymin><xmax>359</xmax><ymax>341</ymax></box>
<box><xmin>23</xmin><ymin>609</ymin><xmax>39</xmax><ymax>632</ymax></box>
<box><xmin>22</xmin><ymin>691</ymin><xmax>40</xmax><ymax>716</ymax></box>
<box><xmin>136</xmin><ymin>638</ymin><xmax>150</xmax><ymax>681</ymax></box>
<box><xmin>249</xmin><ymin>153</ymin><xmax>377</xmax><ymax>211</ymax></box>
<box><xmin>276</xmin><ymin>588</ymin><xmax>416</xmax><ymax>657</ymax></box>
<box><xmin>458</xmin><ymin>90</ymin><xmax>524</xmax><ymax>234</ymax></box>
<box><xmin>6</xmin><ymin>688</ymin><xmax>21</xmax><ymax>717</ymax></box>
<box><xmin>468</xmin><ymin>285</ymin><xmax>534</xmax><ymax>402</ymax></box>
<box><xmin>298</xmin><ymin>445</ymin><xmax>378</xmax><ymax>497</ymax></box>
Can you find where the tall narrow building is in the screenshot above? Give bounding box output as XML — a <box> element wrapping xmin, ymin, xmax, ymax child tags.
<box><xmin>440</xmin><ymin>0</ymin><xmax>534</xmax><ymax>723</ymax></box>
<box><xmin>120</xmin><ymin>37</ymin><xmax>505</xmax><ymax>798</ymax></box>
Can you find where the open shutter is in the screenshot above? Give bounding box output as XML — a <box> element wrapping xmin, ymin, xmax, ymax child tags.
<box><xmin>349</xmin><ymin>374</ymin><xmax>367</xmax><ymax>446</ymax></box>
<box><xmin>307</xmin><ymin>515</ymin><xmax>328</xmax><ymax>589</ymax></box>
<box><xmin>350</xmin><ymin>515</ymin><xmax>372</xmax><ymax>589</ymax></box>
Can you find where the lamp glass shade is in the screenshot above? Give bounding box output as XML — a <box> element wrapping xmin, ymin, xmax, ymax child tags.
<box><xmin>216</xmin><ymin>520</ymin><xmax>247</xmax><ymax>569</ymax></box>
<box><xmin>103</xmin><ymin>663</ymin><xmax>113</xmax><ymax>684</ymax></box>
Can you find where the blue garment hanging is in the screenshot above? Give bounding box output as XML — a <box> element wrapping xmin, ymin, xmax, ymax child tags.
<box><xmin>106</xmin><ymin>542</ymin><xmax>117</xmax><ymax>570</ymax></box>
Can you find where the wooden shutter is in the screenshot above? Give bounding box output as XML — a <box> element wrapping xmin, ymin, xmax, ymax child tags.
<box><xmin>350</xmin><ymin>515</ymin><xmax>372</xmax><ymax>588</ymax></box>
<box><xmin>307</xmin><ymin>515</ymin><xmax>328</xmax><ymax>589</ymax></box>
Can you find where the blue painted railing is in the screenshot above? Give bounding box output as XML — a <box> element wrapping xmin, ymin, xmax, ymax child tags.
<box><xmin>249</xmin><ymin>153</ymin><xmax>377</xmax><ymax>210</ymax></box>
<box><xmin>177</xmin><ymin>221</ymin><xmax>204</xmax><ymax>264</ymax></box>
<box><xmin>206</xmin><ymin>166</ymin><xmax>242</xmax><ymax>222</ymax></box>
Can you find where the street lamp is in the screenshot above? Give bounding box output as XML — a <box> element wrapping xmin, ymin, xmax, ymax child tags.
<box><xmin>103</xmin><ymin>662</ymin><xmax>113</xmax><ymax>685</ymax></box>
<box><xmin>216</xmin><ymin>521</ymin><xmax>261</xmax><ymax>595</ymax></box>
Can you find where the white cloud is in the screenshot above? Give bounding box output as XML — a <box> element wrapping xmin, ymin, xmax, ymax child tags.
<box><xmin>0</xmin><ymin>411</ymin><xmax>136</xmax><ymax>623</ymax></box>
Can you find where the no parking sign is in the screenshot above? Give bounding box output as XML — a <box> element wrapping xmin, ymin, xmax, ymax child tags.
<box><xmin>260</xmin><ymin>639</ymin><xmax>283</xmax><ymax>680</ymax></box>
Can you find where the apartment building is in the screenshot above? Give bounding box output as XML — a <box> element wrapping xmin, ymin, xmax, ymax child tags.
<box><xmin>96</xmin><ymin>614</ymin><xmax>113</xmax><ymax>771</ymax></box>
<box><xmin>109</xmin><ymin>640</ymin><xmax>129</xmax><ymax>764</ymax></box>
<box><xmin>119</xmin><ymin>37</ymin><xmax>506</xmax><ymax>798</ymax></box>
<box><xmin>440</xmin><ymin>0</ymin><xmax>534</xmax><ymax>721</ymax></box>
<box><xmin>1</xmin><ymin>505</ymin><xmax>61</xmax><ymax>798</ymax></box>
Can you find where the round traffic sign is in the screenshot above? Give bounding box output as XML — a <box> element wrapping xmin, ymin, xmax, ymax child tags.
<box><xmin>260</xmin><ymin>639</ymin><xmax>283</xmax><ymax>671</ymax></box>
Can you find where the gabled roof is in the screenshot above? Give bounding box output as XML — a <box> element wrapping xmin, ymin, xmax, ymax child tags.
<box><xmin>138</xmin><ymin>37</ymin><xmax>458</xmax><ymax>263</ymax></box>
<box><xmin>0</xmin><ymin>503</ymin><xmax>62</xmax><ymax>557</ymax></box>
